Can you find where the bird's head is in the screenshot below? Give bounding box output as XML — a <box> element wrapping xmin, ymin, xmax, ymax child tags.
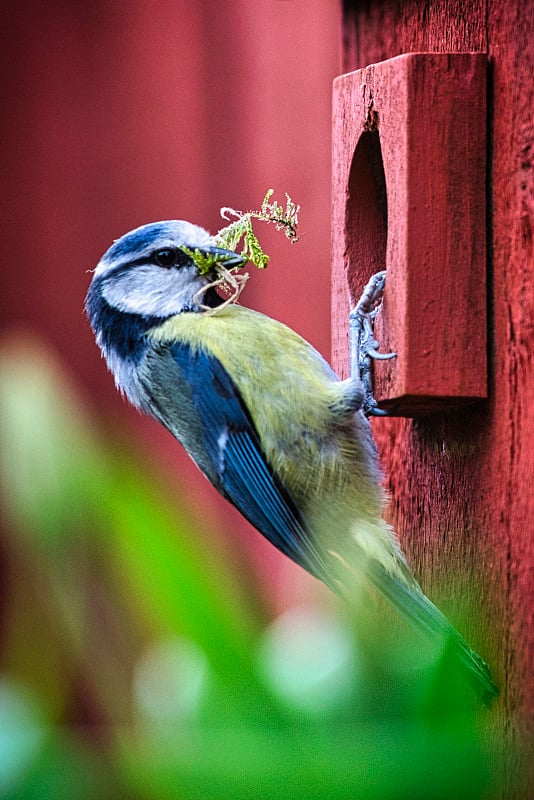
<box><xmin>87</xmin><ymin>220</ymin><xmax>244</xmax><ymax>324</ymax></box>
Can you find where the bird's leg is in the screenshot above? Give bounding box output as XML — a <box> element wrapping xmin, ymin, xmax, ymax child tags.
<box><xmin>349</xmin><ymin>271</ymin><xmax>396</xmax><ymax>417</ymax></box>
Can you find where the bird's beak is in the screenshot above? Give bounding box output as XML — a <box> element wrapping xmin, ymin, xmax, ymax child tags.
<box><xmin>201</xmin><ymin>246</ymin><xmax>246</xmax><ymax>268</ymax></box>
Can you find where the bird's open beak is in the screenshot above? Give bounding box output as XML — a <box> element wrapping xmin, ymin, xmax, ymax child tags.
<box><xmin>201</xmin><ymin>246</ymin><xmax>246</xmax><ymax>268</ymax></box>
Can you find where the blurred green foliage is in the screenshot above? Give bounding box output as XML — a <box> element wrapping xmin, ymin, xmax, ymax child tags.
<box><xmin>0</xmin><ymin>336</ymin><xmax>502</xmax><ymax>799</ymax></box>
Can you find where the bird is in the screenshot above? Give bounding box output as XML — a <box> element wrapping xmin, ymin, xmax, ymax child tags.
<box><xmin>86</xmin><ymin>219</ymin><xmax>498</xmax><ymax>704</ymax></box>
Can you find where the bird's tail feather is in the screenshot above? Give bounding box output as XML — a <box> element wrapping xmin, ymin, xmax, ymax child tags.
<box><xmin>366</xmin><ymin>558</ymin><xmax>499</xmax><ymax>706</ymax></box>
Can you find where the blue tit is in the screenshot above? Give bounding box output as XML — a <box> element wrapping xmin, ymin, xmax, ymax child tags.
<box><xmin>86</xmin><ymin>219</ymin><xmax>498</xmax><ymax>704</ymax></box>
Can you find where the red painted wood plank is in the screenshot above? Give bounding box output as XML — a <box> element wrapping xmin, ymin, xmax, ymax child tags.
<box><xmin>338</xmin><ymin>3</ymin><xmax>534</xmax><ymax>796</ymax></box>
<box><xmin>332</xmin><ymin>53</ymin><xmax>487</xmax><ymax>415</ymax></box>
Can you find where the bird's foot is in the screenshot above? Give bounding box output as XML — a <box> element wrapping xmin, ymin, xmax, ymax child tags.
<box><xmin>349</xmin><ymin>271</ymin><xmax>396</xmax><ymax>417</ymax></box>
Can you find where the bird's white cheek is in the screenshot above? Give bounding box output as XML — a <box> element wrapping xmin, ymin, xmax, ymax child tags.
<box><xmin>103</xmin><ymin>265</ymin><xmax>207</xmax><ymax>316</ymax></box>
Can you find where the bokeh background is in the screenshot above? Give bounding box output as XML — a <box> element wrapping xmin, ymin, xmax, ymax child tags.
<box><xmin>0</xmin><ymin>2</ymin><xmax>501</xmax><ymax>798</ymax></box>
<box><xmin>1</xmin><ymin>0</ymin><xmax>340</xmax><ymax>609</ymax></box>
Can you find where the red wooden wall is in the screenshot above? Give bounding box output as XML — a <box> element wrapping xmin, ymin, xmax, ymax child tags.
<box><xmin>334</xmin><ymin>1</ymin><xmax>533</xmax><ymax>795</ymax></box>
<box><xmin>0</xmin><ymin>0</ymin><xmax>340</xmax><ymax>609</ymax></box>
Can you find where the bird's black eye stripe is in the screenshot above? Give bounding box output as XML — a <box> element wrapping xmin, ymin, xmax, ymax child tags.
<box><xmin>103</xmin><ymin>248</ymin><xmax>194</xmax><ymax>276</ymax></box>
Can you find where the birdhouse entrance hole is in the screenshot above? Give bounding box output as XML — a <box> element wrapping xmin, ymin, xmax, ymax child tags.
<box><xmin>345</xmin><ymin>130</ymin><xmax>387</xmax><ymax>308</ymax></box>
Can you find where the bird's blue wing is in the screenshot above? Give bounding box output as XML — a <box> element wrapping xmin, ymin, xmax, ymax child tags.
<box><xmin>169</xmin><ymin>343</ymin><xmax>331</xmax><ymax>585</ymax></box>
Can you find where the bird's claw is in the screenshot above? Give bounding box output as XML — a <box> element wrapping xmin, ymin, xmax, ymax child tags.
<box><xmin>354</xmin><ymin>271</ymin><xmax>387</xmax><ymax>316</ymax></box>
<box><xmin>349</xmin><ymin>271</ymin><xmax>396</xmax><ymax>417</ymax></box>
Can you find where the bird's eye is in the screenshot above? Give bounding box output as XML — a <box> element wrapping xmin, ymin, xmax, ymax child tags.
<box><xmin>154</xmin><ymin>248</ymin><xmax>179</xmax><ymax>268</ymax></box>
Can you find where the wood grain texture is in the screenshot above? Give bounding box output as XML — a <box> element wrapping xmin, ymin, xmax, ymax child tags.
<box><xmin>336</xmin><ymin>1</ymin><xmax>533</xmax><ymax>796</ymax></box>
<box><xmin>332</xmin><ymin>54</ymin><xmax>487</xmax><ymax>414</ymax></box>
